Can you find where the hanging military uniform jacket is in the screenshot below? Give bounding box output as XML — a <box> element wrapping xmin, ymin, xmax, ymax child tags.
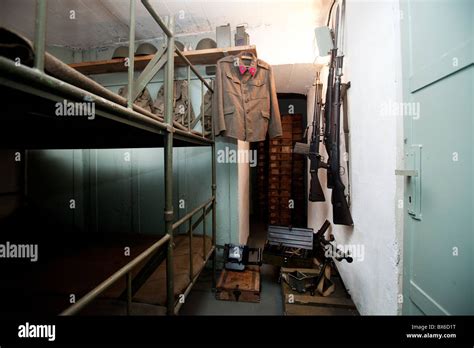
<box><xmin>200</xmin><ymin>89</ymin><xmax>213</xmax><ymax>133</ymax></box>
<box><xmin>212</xmin><ymin>51</ymin><xmax>282</xmax><ymax>142</ymax></box>
<box><xmin>117</xmin><ymin>86</ymin><xmax>154</xmax><ymax>114</ymax></box>
<box><xmin>154</xmin><ymin>80</ymin><xmax>195</xmax><ymax>128</ymax></box>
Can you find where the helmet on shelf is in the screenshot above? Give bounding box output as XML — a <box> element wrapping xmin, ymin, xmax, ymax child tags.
<box><xmin>135</xmin><ymin>42</ymin><xmax>158</xmax><ymax>56</ymax></box>
<box><xmin>195</xmin><ymin>38</ymin><xmax>217</xmax><ymax>50</ymax></box>
<box><xmin>175</xmin><ymin>40</ymin><xmax>185</xmax><ymax>51</ymax></box>
<box><xmin>111</xmin><ymin>45</ymin><xmax>129</xmax><ymax>59</ymax></box>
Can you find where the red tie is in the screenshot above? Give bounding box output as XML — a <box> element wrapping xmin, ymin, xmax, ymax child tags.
<box><xmin>239</xmin><ymin>65</ymin><xmax>256</xmax><ymax>76</ymax></box>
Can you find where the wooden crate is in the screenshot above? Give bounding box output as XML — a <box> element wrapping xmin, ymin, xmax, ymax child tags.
<box><xmin>269</xmin><ymin>196</ymin><xmax>279</xmax><ymax>204</ymax></box>
<box><xmin>268</xmin><ymin>182</ymin><xmax>279</xmax><ymax>190</ymax></box>
<box><xmin>291</xmin><ymin>114</ymin><xmax>302</xmax><ymax>120</ymax></box>
<box><xmin>270</xmin><ymin>163</ymin><xmax>292</xmax><ymax>170</ymax></box>
<box><xmin>255</xmin><ymin>115</ymin><xmax>305</xmax><ymax>226</ymax></box>
<box><xmin>282</xmin><ymin>123</ymin><xmax>293</xmax><ymax>131</ymax></box>
<box><xmin>215</xmin><ymin>267</ymin><xmax>261</xmax><ymax>303</ymax></box>
<box><xmin>268</xmin><ymin>190</ymin><xmax>291</xmax><ymax>198</ymax></box>
<box><xmin>270</xmin><ymin>139</ymin><xmax>293</xmax><ymax>146</ymax></box>
<box><xmin>270</xmin><ymin>154</ymin><xmax>292</xmax><ymax>161</ymax></box>
<box><xmin>279</xmin><ymin>182</ymin><xmax>292</xmax><ymax>191</ymax></box>
<box><xmin>270</xmin><ymin>175</ymin><xmax>291</xmax><ymax>183</ymax></box>
<box><xmin>270</xmin><ymin>167</ymin><xmax>292</xmax><ymax>175</ymax></box>
<box><xmin>270</xmin><ymin>211</ymin><xmax>291</xmax><ymax>220</ymax></box>
<box><xmin>292</xmin><ymin>134</ymin><xmax>303</xmax><ymax>141</ymax></box>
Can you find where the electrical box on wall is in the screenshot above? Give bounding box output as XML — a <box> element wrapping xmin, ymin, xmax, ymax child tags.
<box><xmin>216</xmin><ymin>24</ymin><xmax>232</xmax><ymax>48</ymax></box>
<box><xmin>314</xmin><ymin>26</ymin><xmax>334</xmax><ymax>56</ymax></box>
<box><xmin>235</xmin><ymin>25</ymin><xmax>250</xmax><ymax>46</ymax></box>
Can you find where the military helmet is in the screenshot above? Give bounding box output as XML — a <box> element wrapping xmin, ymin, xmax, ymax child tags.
<box><xmin>175</xmin><ymin>40</ymin><xmax>185</xmax><ymax>51</ymax></box>
<box><xmin>196</xmin><ymin>38</ymin><xmax>217</xmax><ymax>50</ymax></box>
<box><xmin>135</xmin><ymin>42</ymin><xmax>157</xmax><ymax>56</ymax></box>
<box><xmin>112</xmin><ymin>45</ymin><xmax>129</xmax><ymax>59</ymax></box>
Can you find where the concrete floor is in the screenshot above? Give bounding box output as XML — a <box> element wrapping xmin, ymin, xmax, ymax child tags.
<box><xmin>180</xmin><ymin>221</ymin><xmax>284</xmax><ymax>315</ymax></box>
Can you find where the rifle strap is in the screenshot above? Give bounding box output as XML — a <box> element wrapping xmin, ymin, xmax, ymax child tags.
<box><xmin>341</xmin><ymin>82</ymin><xmax>350</xmax><ymax>152</ymax></box>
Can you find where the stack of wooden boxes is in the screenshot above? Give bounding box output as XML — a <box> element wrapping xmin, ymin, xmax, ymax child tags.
<box><xmin>291</xmin><ymin>114</ymin><xmax>306</xmax><ymax>227</ymax></box>
<box><xmin>268</xmin><ymin>115</ymin><xmax>293</xmax><ymax>226</ymax></box>
<box><xmin>256</xmin><ymin>141</ymin><xmax>268</xmax><ymax>219</ymax></box>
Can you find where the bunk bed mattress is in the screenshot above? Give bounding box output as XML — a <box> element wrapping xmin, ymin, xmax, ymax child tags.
<box><xmin>133</xmin><ymin>235</ymin><xmax>213</xmax><ymax>306</ymax></box>
<box><xmin>0</xmin><ymin>233</ymin><xmax>163</xmax><ymax>315</ymax></box>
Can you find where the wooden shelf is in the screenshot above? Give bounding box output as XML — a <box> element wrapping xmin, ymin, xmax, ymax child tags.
<box><xmin>69</xmin><ymin>45</ymin><xmax>257</xmax><ymax>75</ymax></box>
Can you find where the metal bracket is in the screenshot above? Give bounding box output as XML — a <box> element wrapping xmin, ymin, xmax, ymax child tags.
<box><xmin>165</xmin><ymin>124</ymin><xmax>174</xmax><ymax>133</ymax></box>
<box><xmin>190</xmin><ymin>114</ymin><xmax>202</xmax><ymax>129</ymax></box>
<box><xmin>132</xmin><ymin>45</ymin><xmax>168</xmax><ymax>101</ymax></box>
<box><xmin>404</xmin><ymin>144</ymin><xmax>422</xmax><ymax>220</ymax></box>
<box><xmin>164</xmin><ymin>210</ymin><xmax>174</xmax><ymax>222</ymax></box>
<box><xmin>395</xmin><ymin>169</ymin><xmax>418</xmax><ymax>177</ymax></box>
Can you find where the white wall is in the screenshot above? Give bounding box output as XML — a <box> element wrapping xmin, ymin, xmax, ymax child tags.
<box><xmin>245</xmin><ymin>0</ymin><xmax>329</xmax><ymax>65</ymax></box>
<box><xmin>307</xmin><ymin>0</ymin><xmax>404</xmax><ymax>315</ymax></box>
<box><xmin>238</xmin><ymin>141</ymin><xmax>250</xmax><ymax>244</ymax></box>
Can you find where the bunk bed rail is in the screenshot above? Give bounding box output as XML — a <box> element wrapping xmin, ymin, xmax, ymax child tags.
<box><xmin>58</xmin><ymin>195</ymin><xmax>216</xmax><ymax>316</ymax></box>
<box><xmin>60</xmin><ymin>234</ymin><xmax>171</xmax><ymax>316</ymax></box>
<box><xmin>138</xmin><ymin>0</ymin><xmax>217</xmax><ymax>314</ymax></box>
<box><xmin>137</xmin><ymin>0</ymin><xmax>214</xmax><ymax>139</ymax></box>
<box><xmin>172</xmin><ymin>197</ymin><xmax>214</xmax><ymax>231</ymax></box>
<box><xmin>173</xmin><ymin>196</ymin><xmax>216</xmax><ymax>306</ymax></box>
<box><xmin>141</xmin><ymin>0</ymin><xmax>213</xmax><ymax>93</ymax></box>
<box><xmin>13</xmin><ymin>0</ymin><xmax>218</xmax><ymax>316</ymax></box>
<box><xmin>31</xmin><ymin>0</ymin><xmax>214</xmax><ymax>140</ymax></box>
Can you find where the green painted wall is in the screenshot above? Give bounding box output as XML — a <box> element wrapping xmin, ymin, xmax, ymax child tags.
<box><xmin>27</xmin><ymin>46</ymin><xmax>240</xmax><ymax>246</ymax></box>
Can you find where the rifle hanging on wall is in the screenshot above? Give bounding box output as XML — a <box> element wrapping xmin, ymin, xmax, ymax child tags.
<box><xmin>295</xmin><ymin>0</ymin><xmax>353</xmax><ymax>226</ymax></box>
<box><xmin>294</xmin><ymin>73</ymin><xmax>326</xmax><ymax>202</ymax></box>
<box><xmin>327</xmin><ymin>0</ymin><xmax>353</xmax><ymax>226</ymax></box>
<box><xmin>323</xmin><ymin>47</ymin><xmax>336</xmax><ymax>190</ymax></box>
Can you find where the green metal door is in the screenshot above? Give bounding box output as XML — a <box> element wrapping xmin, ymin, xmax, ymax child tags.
<box><xmin>400</xmin><ymin>0</ymin><xmax>473</xmax><ymax>314</ymax></box>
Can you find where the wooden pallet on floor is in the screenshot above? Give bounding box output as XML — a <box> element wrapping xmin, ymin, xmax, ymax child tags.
<box><xmin>281</xmin><ymin>267</ymin><xmax>359</xmax><ymax>316</ymax></box>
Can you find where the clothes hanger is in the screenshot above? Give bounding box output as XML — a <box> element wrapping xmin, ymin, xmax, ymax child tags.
<box><xmin>239</xmin><ymin>51</ymin><xmax>254</xmax><ymax>60</ymax></box>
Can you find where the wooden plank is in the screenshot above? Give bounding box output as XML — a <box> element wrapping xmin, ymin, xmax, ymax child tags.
<box><xmin>281</xmin><ymin>282</ymin><xmax>356</xmax><ymax>309</ymax></box>
<box><xmin>69</xmin><ymin>45</ymin><xmax>257</xmax><ymax>75</ymax></box>
<box><xmin>284</xmin><ymin>303</ymin><xmax>358</xmax><ymax>316</ymax></box>
<box><xmin>281</xmin><ymin>267</ymin><xmax>321</xmax><ymax>275</ymax></box>
<box><xmin>280</xmin><ymin>267</ymin><xmax>360</xmax><ymax>316</ymax></box>
<box><xmin>175</xmin><ymin>45</ymin><xmax>256</xmax><ymax>66</ymax></box>
<box><xmin>133</xmin><ymin>235</ymin><xmax>212</xmax><ymax>306</ymax></box>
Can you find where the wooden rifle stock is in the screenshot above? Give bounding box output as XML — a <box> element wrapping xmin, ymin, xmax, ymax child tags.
<box><xmin>329</xmin><ymin>55</ymin><xmax>353</xmax><ymax>226</ymax></box>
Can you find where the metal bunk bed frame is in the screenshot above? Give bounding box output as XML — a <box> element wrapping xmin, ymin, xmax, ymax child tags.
<box><xmin>0</xmin><ymin>0</ymin><xmax>217</xmax><ymax>316</ymax></box>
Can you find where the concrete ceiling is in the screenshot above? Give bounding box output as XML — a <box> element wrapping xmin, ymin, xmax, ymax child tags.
<box><xmin>273</xmin><ymin>63</ymin><xmax>321</xmax><ymax>95</ymax></box>
<box><xmin>0</xmin><ymin>0</ymin><xmax>332</xmax><ymax>49</ymax></box>
<box><xmin>0</xmin><ymin>0</ymin><xmax>332</xmax><ymax>95</ymax></box>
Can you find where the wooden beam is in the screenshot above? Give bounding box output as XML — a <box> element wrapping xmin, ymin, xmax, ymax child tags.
<box><xmin>69</xmin><ymin>45</ymin><xmax>257</xmax><ymax>75</ymax></box>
